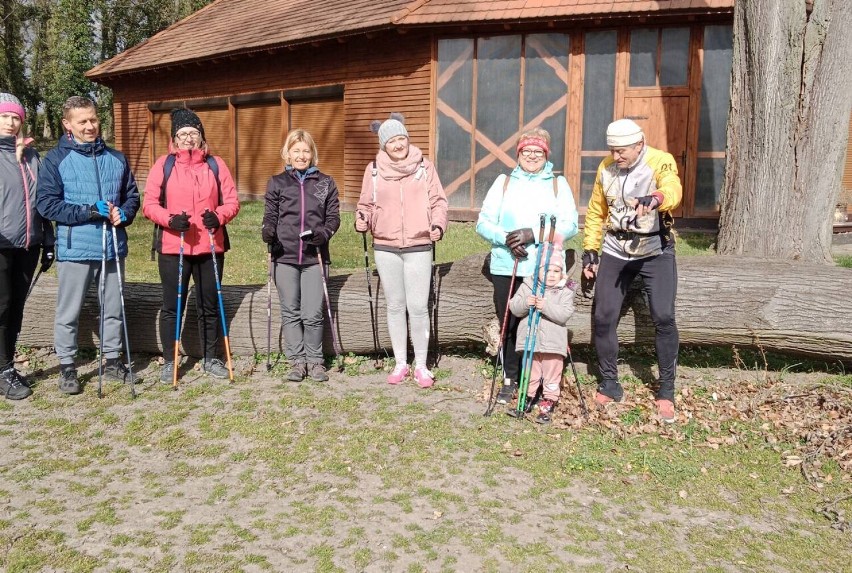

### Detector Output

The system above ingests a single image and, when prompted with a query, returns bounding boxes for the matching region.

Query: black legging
[593,246,679,401]
[491,273,523,382]
[0,248,39,369]
[158,252,224,360]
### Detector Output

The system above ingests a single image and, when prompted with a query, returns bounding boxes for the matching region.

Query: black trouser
[158,252,224,360]
[0,248,39,369]
[492,274,523,383]
[593,247,679,401]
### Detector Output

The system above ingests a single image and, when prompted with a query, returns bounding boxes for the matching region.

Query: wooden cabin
[87,0,852,224]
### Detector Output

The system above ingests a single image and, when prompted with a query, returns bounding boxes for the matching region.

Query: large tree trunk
[718,0,852,260]
[19,253,852,365]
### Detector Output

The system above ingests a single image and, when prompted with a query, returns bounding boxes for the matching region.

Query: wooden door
[288,98,345,200]
[622,95,689,216]
[236,102,284,198]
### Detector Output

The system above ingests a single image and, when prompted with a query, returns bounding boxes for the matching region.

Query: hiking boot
[287,361,306,382]
[496,379,518,404]
[58,365,81,395]
[506,395,534,418]
[0,367,32,400]
[413,367,434,388]
[386,364,409,385]
[535,399,557,424]
[655,399,676,423]
[204,358,230,379]
[104,358,139,384]
[160,361,175,384]
[308,362,328,382]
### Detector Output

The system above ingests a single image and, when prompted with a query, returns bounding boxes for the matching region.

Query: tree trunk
[718,0,852,260]
[19,254,852,365]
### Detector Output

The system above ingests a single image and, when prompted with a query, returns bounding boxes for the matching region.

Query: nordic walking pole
[517,213,554,417]
[567,342,588,418]
[205,218,234,382]
[430,240,440,368]
[361,228,382,368]
[484,256,519,417]
[97,221,107,399]
[110,218,136,398]
[266,243,273,372]
[173,221,186,389]
[25,268,43,302]
[316,250,343,368]
[518,216,557,414]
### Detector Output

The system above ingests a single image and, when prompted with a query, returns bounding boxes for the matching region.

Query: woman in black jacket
[261,129,340,382]
[0,92,54,399]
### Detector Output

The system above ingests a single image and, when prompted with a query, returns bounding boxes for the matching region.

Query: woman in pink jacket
[143,109,240,383]
[355,113,448,388]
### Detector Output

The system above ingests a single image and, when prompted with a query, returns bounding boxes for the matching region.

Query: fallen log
[18,253,852,364]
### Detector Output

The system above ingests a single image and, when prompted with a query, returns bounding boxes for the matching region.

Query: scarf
[375,144,424,181]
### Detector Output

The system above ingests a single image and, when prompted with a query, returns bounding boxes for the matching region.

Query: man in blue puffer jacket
[36,96,140,395]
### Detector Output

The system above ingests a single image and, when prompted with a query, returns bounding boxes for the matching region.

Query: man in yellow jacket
[582,119,682,423]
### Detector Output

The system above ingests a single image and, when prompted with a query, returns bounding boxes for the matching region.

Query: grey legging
[374,249,432,369]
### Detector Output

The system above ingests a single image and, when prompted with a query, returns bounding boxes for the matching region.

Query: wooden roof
[87,0,735,80]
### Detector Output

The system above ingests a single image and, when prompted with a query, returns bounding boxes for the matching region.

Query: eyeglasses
[175,131,201,141]
[519,148,545,158]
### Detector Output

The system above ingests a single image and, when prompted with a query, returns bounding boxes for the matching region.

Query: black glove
[306,228,327,246]
[87,204,106,221]
[506,228,534,249]
[261,225,276,244]
[635,195,660,209]
[510,244,528,259]
[202,210,220,230]
[40,245,55,273]
[581,250,599,269]
[168,213,190,232]
[271,241,285,259]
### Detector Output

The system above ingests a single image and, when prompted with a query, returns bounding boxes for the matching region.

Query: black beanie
[170,108,205,140]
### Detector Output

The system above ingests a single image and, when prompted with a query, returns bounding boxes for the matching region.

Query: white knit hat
[606,119,644,147]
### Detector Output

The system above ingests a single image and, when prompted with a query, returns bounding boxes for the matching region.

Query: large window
[695,25,733,212]
[579,30,617,206]
[436,34,570,210]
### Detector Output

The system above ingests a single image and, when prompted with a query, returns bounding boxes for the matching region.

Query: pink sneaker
[386,365,409,385]
[413,367,434,388]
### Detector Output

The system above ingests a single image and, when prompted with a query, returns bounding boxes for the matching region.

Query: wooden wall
[109,31,432,203]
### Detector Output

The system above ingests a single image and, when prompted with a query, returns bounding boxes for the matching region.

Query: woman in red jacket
[143,109,240,383]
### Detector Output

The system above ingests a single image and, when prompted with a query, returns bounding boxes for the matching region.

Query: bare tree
[717,0,852,261]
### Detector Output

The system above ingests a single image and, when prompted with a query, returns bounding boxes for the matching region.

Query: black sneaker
[535,399,557,424]
[0,367,32,400]
[308,362,328,382]
[287,362,306,382]
[58,365,81,395]
[203,358,230,379]
[103,358,139,384]
[496,380,518,405]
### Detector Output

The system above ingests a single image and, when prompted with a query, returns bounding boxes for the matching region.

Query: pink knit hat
[0,93,25,122]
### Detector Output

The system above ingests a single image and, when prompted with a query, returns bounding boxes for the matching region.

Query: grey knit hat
[371,112,409,149]
[0,93,25,121]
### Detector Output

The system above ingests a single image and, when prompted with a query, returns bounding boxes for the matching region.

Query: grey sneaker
[496,380,518,405]
[203,358,230,379]
[287,361,306,382]
[308,362,328,382]
[0,367,32,400]
[58,365,81,395]
[160,361,175,384]
[103,358,139,384]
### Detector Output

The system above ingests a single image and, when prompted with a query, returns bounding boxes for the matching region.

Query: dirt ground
[0,348,849,573]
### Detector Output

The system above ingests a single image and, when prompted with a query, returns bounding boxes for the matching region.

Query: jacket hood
[510,160,555,182]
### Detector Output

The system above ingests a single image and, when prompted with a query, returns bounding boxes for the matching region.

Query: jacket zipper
[19,162,31,250]
[298,179,305,265]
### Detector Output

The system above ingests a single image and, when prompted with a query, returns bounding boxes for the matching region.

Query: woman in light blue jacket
[476,127,578,405]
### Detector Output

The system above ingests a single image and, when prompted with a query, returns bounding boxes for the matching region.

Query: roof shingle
[88,0,735,79]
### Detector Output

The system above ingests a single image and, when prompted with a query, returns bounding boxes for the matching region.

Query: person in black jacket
[0,92,54,399]
[261,129,340,382]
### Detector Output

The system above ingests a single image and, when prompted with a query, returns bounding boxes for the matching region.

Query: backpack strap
[371,160,377,203]
[552,176,558,197]
[151,154,225,260]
